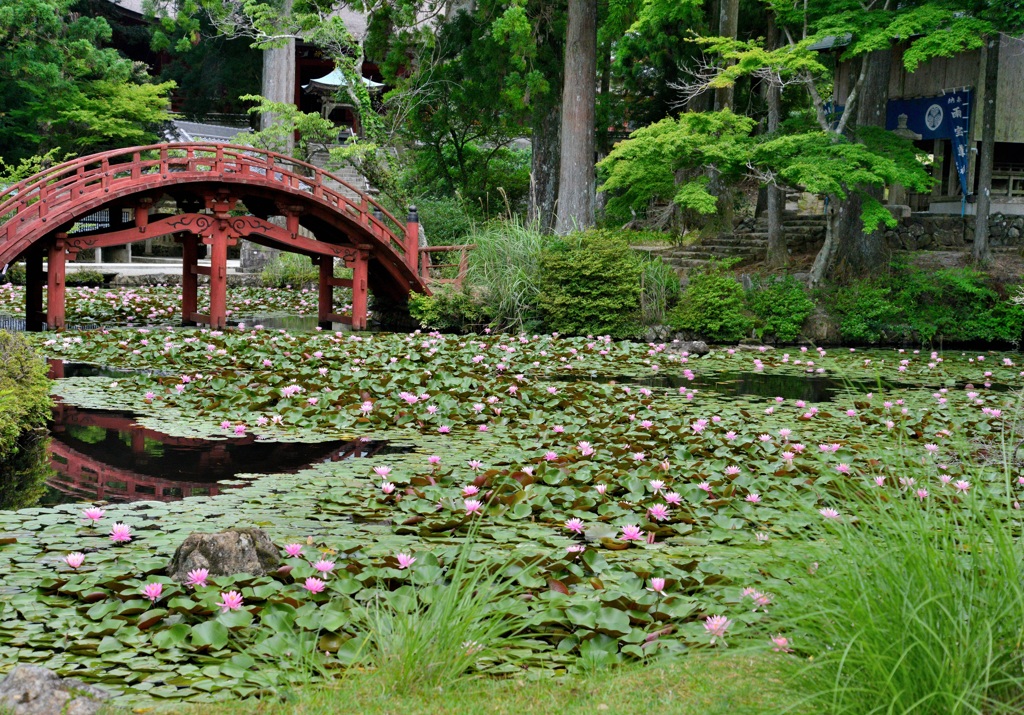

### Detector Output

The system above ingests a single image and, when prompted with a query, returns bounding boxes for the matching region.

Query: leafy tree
[0,0,174,162]
[597,109,756,228]
[661,0,999,282]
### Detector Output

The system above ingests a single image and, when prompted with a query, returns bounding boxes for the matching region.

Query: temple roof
[303,69,386,93]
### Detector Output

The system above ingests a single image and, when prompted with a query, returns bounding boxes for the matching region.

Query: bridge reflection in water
[47,402,398,504]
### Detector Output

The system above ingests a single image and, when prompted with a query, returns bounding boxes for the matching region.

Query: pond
[0,327,1020,706]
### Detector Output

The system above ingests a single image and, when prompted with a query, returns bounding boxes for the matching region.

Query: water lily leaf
[190,621,229,650]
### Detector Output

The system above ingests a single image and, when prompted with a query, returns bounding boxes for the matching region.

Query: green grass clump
[780,485,1024,714]
[463,218,548,331]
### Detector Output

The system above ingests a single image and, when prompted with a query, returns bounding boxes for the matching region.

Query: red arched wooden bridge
[0,143,470,330]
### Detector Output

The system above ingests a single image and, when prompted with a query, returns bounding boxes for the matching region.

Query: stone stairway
[645,212,827,273]
[308,149,371,202]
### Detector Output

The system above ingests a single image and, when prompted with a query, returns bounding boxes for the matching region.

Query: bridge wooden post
[405,205,419,274]
[46,235,67,330]
[181,235,199,326]
[24,245,44,332]
[205,194,237,330]
[318,256,334,330]
[207,223,229,329]
[352,246,370,330]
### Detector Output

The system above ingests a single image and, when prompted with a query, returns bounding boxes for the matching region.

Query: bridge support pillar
[46,236,67,330]
[405,206,419,275]
[351,247,369,331]
[206,223,230,330]
[24,246,44,332]
[318,257,334,330]
[181,235,199,326]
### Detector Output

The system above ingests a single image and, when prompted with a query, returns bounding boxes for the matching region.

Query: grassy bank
[184,653,798,715]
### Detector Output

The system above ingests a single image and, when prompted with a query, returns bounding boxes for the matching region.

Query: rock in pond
[0,665,112,715]
[167,527,280,582]
[667,339,709,356]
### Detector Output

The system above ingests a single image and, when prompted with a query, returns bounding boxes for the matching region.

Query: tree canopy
[0,0,174,163]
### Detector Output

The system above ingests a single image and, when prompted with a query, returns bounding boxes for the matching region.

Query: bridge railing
[0,143,411,260]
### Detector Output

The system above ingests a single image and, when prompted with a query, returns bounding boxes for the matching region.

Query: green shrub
[3,262,25,285]
[746,275,814,342]
[260,252,320,288]
[417,197,480,246]
[821,279,902,344]
[3,265,104,287]
[408,286,489,333]
[822,261,1024,345]
[536,230,643,339]
[0,331,53,510]
[66,269,105,286]
[667,260,752,342]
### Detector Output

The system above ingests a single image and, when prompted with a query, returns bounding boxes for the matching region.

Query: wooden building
[831,34,1024,216]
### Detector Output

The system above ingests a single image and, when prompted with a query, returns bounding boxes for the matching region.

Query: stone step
[671,243,761,255]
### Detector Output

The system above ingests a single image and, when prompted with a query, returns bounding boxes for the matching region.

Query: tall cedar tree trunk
[554,0,597,235]
[713,0,739,111]
[764,13,786,268]
[260,0,295,150]
[831,48,893,279]
[973,33,1000,265]
[529,104,561,232]
[705,0,739,235]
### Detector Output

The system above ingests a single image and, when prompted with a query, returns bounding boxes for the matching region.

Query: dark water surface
[41,403,408,506]
[557,370,894,402]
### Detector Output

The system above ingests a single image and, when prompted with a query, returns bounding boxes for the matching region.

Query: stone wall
[884,213,1024,251]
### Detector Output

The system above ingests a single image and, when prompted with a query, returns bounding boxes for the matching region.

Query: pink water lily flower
[373,466,392,478]
[185,568,209,587]
[312,559,335,574]
[620,525,645,542]
[64,553,85,569]
[284,543,303,557]
[464,498,483,515]
[819,507,841,520]
[648,577,666,594]
[303,577,326,594]
[218,591,244,612]
[109,523,132,543]
[704,615,732,644]
[141,582,163,602]
[81,508,105,523]
[396,553,417,569]
[647,504,670,521]
[565,518,585,534]
[771,635,793,653]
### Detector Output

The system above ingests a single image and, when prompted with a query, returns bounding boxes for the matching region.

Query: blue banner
[886,90,972,196]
